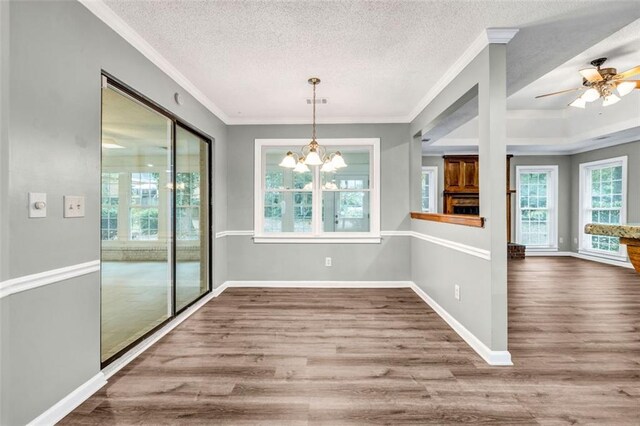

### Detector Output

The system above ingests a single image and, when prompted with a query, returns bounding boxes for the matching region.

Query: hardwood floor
[62,257,640,425]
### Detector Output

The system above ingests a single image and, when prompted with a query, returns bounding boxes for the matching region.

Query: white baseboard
[223,280,413,288]
[409,282,513,366]
[525,250,633,269]
[27,372,107,426]
[572,251,633,269]
[524,251,572,257]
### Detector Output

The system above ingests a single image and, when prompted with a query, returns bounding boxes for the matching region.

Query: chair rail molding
[0,260,100,299]
[410,231,491,260]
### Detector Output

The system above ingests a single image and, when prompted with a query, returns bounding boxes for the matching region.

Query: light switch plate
[28,192,47,218]
[64,195,85,218]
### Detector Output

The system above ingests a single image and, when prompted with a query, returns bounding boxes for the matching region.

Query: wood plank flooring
[62,257,640,424]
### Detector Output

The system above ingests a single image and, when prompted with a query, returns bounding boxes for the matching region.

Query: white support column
[478,42,509,351]
[0,0,9,281]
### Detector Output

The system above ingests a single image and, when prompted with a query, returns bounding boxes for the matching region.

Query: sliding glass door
[101,77,211,365]
[175,125,210,311]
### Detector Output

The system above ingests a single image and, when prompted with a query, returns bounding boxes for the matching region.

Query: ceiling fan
[536,57,640,108]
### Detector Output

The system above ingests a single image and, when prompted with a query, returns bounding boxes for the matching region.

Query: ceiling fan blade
[615,65,640,80]
[535,87,582,99]
[615,80,640,88]
[579,68,604,82]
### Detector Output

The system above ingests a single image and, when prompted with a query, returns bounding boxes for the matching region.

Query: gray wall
[411,45,509,352]
[1,1,228,424]
[0,2,9,415]
[226,123,412,281]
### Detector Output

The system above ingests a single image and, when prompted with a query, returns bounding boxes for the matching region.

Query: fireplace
[447,193,480,216]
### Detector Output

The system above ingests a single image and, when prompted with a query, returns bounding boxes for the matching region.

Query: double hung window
[255,139,380,243]
[579,157,627,259]
[421,167,437,213]
[516,166,558,249]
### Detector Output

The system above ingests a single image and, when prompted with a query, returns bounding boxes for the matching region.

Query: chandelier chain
[312,80,317,141]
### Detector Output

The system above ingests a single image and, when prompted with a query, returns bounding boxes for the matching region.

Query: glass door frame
[100,72,213,368]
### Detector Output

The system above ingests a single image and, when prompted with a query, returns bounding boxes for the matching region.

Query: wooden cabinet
[443,155,479,215]
[444,156,479,193]
[441,154,516,243]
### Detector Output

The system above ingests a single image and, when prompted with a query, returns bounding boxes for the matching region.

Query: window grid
[256,140,379,240]
[422,172,430,212]
[130,172,159,240]
[519,172,550,247]
[176,172,201,240]
[101,172,119,240]
[586,165,623,253]
[421,168,437,213]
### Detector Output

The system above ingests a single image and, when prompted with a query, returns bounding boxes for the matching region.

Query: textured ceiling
[101,0,640,123]
[509,18,640,110]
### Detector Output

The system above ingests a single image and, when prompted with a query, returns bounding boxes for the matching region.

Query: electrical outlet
[574,237,578,245]
[325,257,332,267]
[559,237,564,244]
[454,284,460,301]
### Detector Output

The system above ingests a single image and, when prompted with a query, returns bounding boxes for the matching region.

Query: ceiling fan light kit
[535,57,640,109]
[279,78,347,173]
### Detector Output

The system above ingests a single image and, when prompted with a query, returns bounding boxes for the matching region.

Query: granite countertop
[584,223,640,239]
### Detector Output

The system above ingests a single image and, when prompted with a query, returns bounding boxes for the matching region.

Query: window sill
[253,236,381,244]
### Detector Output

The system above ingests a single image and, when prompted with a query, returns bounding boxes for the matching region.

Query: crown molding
[225,115,409,125]
[80,1,519,126]
[78,0,231,124]
[407,28,519,123]
[486,28,520,44]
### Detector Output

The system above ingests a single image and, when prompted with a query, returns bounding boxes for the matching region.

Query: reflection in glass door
[176,125,209,311]
[101,77,211,365]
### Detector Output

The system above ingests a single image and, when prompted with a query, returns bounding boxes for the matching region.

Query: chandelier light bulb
[602,94,621,107]
[617,81,636,97]
[304,148,323,166]
[331,152,347,168]
[569,97,586,109]
[581,88,600,103]
[293,158,310,173]
[279,151,297,168]
[321,158,336,173]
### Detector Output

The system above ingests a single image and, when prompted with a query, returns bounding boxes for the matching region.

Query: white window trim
[578,156,627,260]
[421,166,438,213]
[254,138,381,243]
[515,165,558,250]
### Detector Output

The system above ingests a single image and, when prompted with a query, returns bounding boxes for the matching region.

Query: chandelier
[279,78,347,173]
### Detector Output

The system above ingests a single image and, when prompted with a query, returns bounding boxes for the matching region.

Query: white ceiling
[97,0,640,124]
[508,18,640,110]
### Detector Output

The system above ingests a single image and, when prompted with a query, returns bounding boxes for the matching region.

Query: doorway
[100,75,211,366]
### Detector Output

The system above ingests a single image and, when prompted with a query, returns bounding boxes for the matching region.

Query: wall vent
[306,98,328,104]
